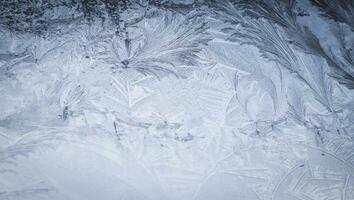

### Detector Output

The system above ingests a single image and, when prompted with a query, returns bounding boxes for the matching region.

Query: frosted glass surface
[0,0,354,199]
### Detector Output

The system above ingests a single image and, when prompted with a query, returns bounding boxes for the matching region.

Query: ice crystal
[1,0,354,200]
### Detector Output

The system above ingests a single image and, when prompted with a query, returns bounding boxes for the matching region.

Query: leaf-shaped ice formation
[310,0,354,31]
[224,0,354,89]
[91,10,211,78]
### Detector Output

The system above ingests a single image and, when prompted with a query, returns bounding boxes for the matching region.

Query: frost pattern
[1,0,354,200]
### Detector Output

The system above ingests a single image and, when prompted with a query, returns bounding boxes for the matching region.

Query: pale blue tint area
[0,0,354,199]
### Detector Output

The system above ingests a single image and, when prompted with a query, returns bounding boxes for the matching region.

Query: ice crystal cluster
[0,0,354,199]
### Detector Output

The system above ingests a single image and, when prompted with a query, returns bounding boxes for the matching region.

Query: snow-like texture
[0,0,354,199]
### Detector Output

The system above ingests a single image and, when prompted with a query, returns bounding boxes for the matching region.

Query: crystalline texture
[0,0,354,200]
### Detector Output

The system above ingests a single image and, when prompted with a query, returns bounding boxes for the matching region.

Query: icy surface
[0,0,354,199]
